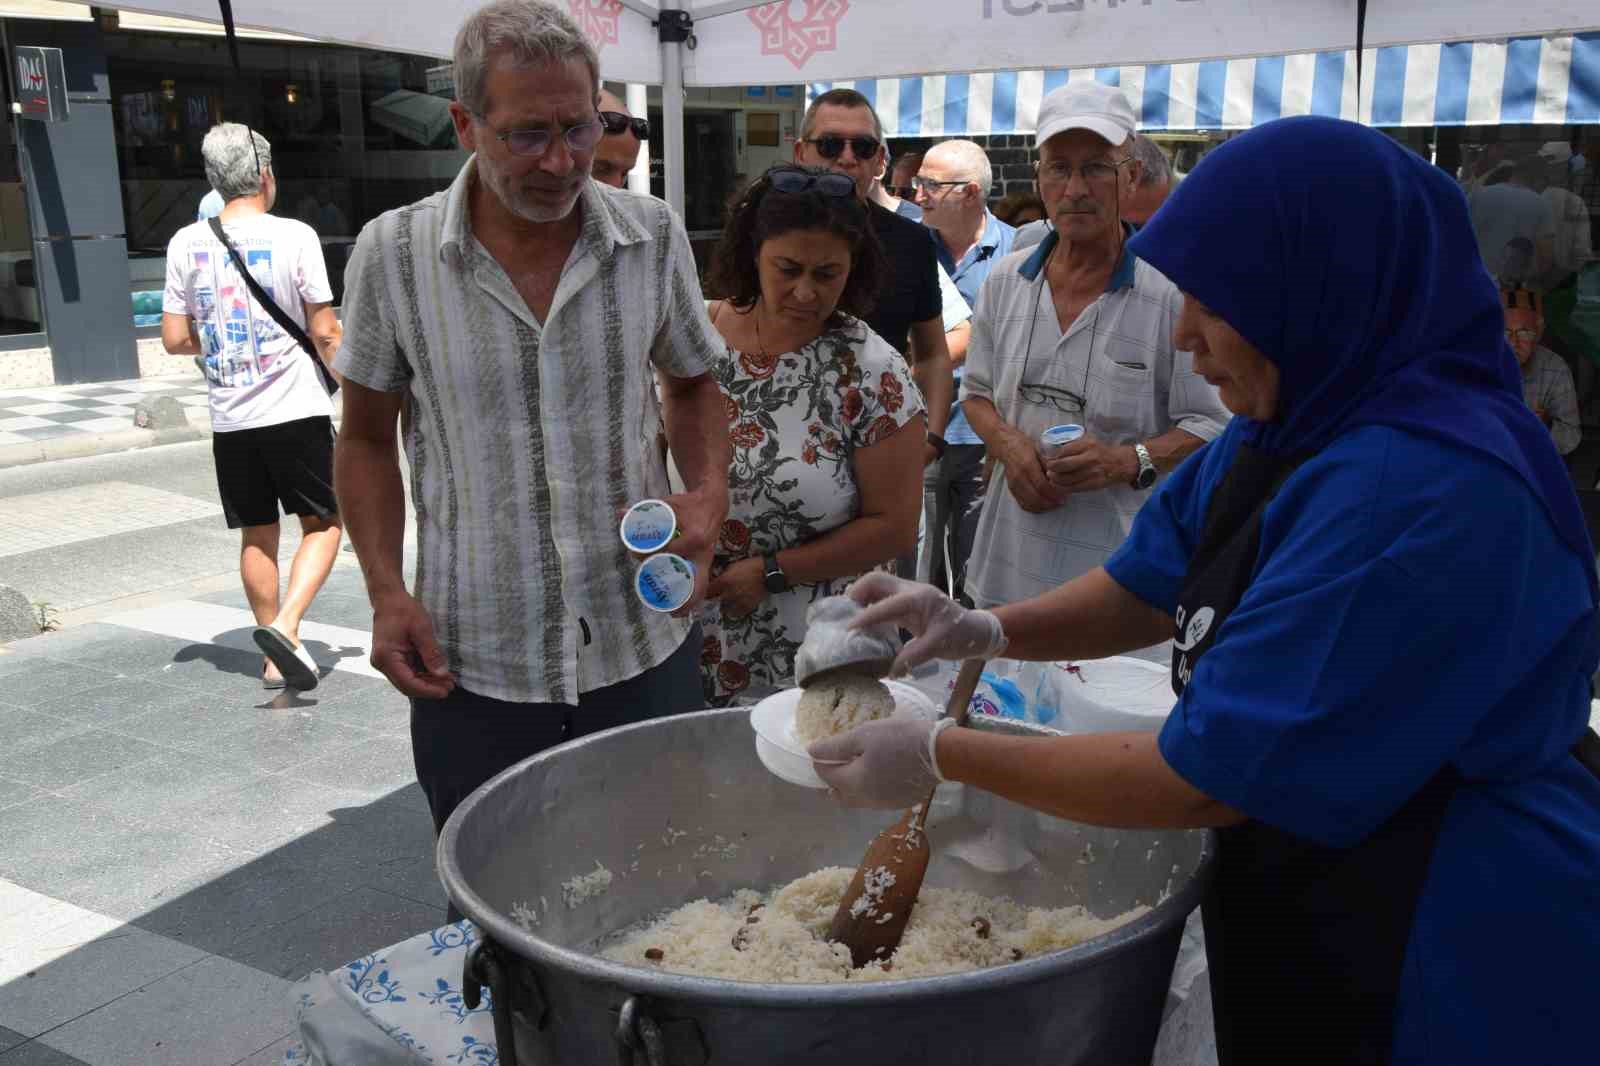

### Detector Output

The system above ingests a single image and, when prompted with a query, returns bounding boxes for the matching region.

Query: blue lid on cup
[635,553,696,613]
[620,499,678,554]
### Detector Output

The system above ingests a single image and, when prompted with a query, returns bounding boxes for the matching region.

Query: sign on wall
[13,46,69,123]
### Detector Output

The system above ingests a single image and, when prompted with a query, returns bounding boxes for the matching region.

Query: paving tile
[36,630,194,680]
[153,775,387,853]
[0,881,93,946]
[32,677,206,727]
[267,790,436,874]
[224,886,445,980]
[365,852,449,911]
[147,646,271,697]
[304,682,409,734]
[0,797,242,917]
[100,694,260,749]
[0,663,125,708]
[125,855,362,958]
[0,777,44,812]
[53,750,263,817]
[0,708,89,760]
[0,729,171,789]
[180,714,374,774]
[284,734,417,795]
[232,1035,301,1066]
[0,914,204,1037]
[0,1028,23,1054]
[42,955,293,1066]
[0,1040,95,1065]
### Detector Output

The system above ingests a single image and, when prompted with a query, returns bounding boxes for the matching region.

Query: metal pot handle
[616,996,669,1066]
[463,940,522,1066]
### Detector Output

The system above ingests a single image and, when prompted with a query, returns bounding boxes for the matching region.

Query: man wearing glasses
[795,89,955,475]
[961,84,1228,647]
[592,87,647,190]
[1504,288,1580,455]
[333,0,729,896]
[914,139,1017,605]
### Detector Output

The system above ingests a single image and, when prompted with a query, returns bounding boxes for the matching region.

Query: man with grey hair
[913,138,1016,603]
[161,122,345,691]
[960,84,1228,655]
[1015,132,1173,251]
[335,0,730,882]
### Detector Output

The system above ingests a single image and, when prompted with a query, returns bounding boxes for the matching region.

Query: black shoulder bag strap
[207,215,339,395]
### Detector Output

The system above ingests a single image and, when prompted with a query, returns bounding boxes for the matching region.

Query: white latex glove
[847,572,1007,677]
[809,717,958,809]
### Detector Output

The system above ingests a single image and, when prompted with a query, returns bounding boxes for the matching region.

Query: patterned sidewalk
[0,379,210,448]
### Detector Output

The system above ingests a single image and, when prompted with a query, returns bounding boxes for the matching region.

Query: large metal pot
[439,709,1214,1066]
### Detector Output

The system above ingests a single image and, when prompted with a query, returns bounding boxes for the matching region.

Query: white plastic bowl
[749,681,939,789]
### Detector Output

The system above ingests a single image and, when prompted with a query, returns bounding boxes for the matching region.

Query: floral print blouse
[698,313,925,706]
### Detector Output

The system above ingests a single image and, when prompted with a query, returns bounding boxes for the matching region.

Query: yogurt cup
[1038,423,1085,458]
[620,498,678,555]
[635,552,696,613]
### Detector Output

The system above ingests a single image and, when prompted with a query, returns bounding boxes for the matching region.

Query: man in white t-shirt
[162,123,345,691]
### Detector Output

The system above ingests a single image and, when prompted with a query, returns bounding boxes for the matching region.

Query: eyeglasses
[800,134,881,161]
[479,113,603,158]
[885,184,916,198]
[1034,158,1131,186]
[1506,328,1539,343]
[599,110,650,141]
[912,176,970,193]
[767,166,856,198]
[1018,246,1096,414]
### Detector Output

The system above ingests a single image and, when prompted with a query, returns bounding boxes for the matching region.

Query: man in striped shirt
[333,0,729,888]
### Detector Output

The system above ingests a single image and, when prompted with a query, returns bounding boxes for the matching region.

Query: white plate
[748,681,939,789]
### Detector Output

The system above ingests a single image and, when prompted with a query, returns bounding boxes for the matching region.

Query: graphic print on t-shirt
[191,242,285,387]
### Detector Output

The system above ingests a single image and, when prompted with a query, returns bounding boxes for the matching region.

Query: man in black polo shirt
[795,89,954,472]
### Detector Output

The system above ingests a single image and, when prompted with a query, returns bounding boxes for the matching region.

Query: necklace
[753,301,772,358]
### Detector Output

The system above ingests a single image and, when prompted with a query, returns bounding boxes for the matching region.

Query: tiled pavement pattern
[0,381,210,448]
[0,567,442,1065]
[0,484,221,560]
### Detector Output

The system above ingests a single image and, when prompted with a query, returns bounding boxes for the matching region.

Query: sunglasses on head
[801,134,881,161]
[767,167,856,198]
[598,110,650,141]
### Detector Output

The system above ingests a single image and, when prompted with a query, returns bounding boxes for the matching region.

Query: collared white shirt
[960,230,1230,608]
[335,159,720,704]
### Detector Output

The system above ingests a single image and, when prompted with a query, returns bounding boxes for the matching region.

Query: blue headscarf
[1128,116,1592,562]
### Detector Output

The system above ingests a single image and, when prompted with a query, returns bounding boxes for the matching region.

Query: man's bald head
[594,87,642,189]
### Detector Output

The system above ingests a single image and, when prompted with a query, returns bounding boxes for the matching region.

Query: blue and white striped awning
[811,34,1600,136]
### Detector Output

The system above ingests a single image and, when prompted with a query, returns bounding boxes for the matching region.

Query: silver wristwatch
[1131,442,1157,489]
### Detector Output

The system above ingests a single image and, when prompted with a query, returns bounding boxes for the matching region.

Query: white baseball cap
[1537,140,1573,165]
[1035,82,1137,150]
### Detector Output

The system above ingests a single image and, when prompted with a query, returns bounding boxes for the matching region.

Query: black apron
[1172,444,1463,1066]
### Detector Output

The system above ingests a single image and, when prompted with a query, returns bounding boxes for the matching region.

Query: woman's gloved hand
[809,717,958,809]
[847,572,1007,676]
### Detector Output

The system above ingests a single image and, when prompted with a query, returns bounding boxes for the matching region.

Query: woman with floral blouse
[698,165,927,706]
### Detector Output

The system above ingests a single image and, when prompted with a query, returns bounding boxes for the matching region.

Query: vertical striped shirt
[335,160,720,704]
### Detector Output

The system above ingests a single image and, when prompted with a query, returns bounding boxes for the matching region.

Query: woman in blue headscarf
[810,117,1600,1063]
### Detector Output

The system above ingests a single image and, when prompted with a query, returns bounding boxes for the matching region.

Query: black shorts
[212,415,338,529]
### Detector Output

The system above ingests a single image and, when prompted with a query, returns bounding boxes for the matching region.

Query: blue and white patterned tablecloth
[283,920,499,1065]
[283,917,1219,1065]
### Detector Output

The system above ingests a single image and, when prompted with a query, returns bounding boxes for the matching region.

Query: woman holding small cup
[697,165,926,705]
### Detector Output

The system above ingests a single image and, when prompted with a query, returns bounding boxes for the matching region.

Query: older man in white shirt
[961,84,1229,646]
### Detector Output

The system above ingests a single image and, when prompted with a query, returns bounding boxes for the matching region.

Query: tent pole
[659,2,687,217]
[625,82,650,194]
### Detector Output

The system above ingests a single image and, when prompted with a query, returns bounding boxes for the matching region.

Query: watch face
[764,572,787,594]
[1136,466,1157,489]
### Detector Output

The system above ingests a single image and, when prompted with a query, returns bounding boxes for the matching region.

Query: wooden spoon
[828,658,987,969]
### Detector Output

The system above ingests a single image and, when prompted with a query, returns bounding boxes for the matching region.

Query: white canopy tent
[114,1,1600,212]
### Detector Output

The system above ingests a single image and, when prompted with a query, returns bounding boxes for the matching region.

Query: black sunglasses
[598,110,650,141]
[800,134,881,161]
[885,184,916,198]
[767,166,856,198]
